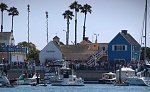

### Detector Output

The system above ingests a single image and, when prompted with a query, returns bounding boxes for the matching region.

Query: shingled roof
[60,45,97,60]
[0,32,12,40]
[120,30,140,46]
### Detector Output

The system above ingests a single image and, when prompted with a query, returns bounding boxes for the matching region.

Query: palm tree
[69,1,82,45]
[0,3,8,32]
[7,7,19,32]
[62,10,74,45]
[80,4,92,40]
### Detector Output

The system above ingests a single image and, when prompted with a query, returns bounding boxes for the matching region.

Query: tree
[62,10,74,45]
[17,41,40,61]
[0,3,8,32]
[80,4,92,40]
[140,47,150,61]
[7,7,19,32]
[69,1,82,45]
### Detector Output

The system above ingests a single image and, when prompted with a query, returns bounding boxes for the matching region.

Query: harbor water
[1,84,150,92]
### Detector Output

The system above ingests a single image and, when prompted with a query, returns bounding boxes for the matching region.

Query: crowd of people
[1,59,148,72]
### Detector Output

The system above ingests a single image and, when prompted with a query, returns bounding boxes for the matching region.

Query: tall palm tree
[80,4,92,40]
[0,3,8,32]
[62,10,74,45]
[7,7,19,32]
[69,1,81,45]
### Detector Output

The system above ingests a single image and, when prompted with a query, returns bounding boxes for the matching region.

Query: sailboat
[125,0,150,86]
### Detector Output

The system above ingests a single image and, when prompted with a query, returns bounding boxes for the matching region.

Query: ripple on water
[0,84,150,92]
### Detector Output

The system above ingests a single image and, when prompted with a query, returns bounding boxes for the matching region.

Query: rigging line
[140,9,146,46]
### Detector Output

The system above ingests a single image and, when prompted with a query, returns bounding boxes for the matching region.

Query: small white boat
[17,73,39,85]
[51,67,84,86]
[0,75,11,86]
[0,64,14,87]
[98,72,116,84]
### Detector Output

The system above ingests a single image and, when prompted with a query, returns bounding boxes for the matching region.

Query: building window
[98,46,106,51]
[112,45,127,51]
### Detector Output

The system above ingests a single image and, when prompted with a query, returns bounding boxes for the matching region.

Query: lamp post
[63,30,67,45]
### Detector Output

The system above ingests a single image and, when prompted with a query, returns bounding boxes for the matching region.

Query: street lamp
[63,30,67,45]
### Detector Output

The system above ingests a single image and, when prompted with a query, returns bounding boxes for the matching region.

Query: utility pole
[45,11,49,44]
[27,4,30,60]
[94,33,99,43]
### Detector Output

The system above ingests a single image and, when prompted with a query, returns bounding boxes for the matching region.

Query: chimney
[83,37,88,42]
[121,30,127,35]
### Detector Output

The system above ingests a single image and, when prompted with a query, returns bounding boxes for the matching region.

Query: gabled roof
[53,36,59,39]
[0,32,12,40]
[53,42,97,60]
[120,32,140,46]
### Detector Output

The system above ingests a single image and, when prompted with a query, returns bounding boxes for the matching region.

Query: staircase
[87,51,105,65]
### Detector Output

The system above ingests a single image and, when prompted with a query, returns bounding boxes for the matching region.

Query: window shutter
[125,45,127,51]
[112,45,114,51]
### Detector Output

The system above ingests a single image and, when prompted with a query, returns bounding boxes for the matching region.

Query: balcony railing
[0,45,27,53]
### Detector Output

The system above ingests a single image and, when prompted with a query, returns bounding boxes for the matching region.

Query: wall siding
[108,33,131,63]
[39,41,62,64]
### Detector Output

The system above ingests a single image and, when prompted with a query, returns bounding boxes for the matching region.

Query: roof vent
[121,30,127,35]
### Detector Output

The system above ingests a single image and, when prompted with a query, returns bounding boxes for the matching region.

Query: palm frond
[0,3,8,11]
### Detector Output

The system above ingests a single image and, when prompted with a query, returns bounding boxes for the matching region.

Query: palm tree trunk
[67,15,69,45]
[83,12,87,40]
[75,10,77,45]
[1,11,3,32]
[11,16,14,32]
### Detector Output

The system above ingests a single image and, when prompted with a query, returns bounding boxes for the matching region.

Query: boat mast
[144,0,147,64]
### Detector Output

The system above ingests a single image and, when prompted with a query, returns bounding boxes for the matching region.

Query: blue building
[108,30,141,64]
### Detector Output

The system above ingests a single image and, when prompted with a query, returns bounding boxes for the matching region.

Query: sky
[1,0,150,50]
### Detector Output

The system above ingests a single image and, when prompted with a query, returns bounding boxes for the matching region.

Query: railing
[87,51,105,65]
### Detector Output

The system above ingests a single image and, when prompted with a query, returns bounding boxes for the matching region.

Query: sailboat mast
[144,0,147,63]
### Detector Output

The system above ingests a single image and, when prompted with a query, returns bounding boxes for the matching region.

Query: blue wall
[108,33,131,63]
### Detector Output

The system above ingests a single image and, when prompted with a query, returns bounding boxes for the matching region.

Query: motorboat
[0,75,11,86]
[50,65,84,86]
[114,66,134,86]
[98,72,116,84]
[116,67,135,83]
[0,64,13,87]
[51,67,84,86]
[17,72,39,85]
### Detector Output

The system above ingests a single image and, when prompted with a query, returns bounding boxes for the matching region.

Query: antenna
[46,11,49,44]
[94,33,99,43]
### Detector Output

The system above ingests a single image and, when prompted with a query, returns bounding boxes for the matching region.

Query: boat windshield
[59,69,72,75]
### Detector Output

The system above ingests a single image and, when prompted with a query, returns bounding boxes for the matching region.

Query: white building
[39,36,108,64]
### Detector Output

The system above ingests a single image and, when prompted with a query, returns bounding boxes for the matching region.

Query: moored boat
[98,72,116,84]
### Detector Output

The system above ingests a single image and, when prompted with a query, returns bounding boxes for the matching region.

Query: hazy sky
[1,0,150,50]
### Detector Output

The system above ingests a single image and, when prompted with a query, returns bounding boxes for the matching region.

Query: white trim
[131,45,132,61]
[112,44,127,51]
